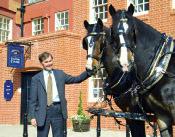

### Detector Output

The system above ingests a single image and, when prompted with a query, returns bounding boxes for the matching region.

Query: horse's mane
[133,17,161,49]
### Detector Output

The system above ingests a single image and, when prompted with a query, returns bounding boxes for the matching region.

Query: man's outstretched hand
[86,69,94,76]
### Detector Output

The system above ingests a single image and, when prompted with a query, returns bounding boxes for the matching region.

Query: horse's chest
[161,86,175,120]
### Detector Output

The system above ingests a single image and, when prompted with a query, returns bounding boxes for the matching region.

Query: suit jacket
[28,69,89,127]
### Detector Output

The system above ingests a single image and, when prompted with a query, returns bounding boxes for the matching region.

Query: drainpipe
[19,1,28,137]
[20,0,25,37]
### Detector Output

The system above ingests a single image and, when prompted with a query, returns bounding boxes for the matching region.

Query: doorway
[20,71,40,124]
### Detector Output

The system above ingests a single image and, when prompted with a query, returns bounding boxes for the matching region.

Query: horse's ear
[127,4,134,15]
[84,20,89,30]
[109,4,116,17]
[97,18,103,29]
[82,38,88,50]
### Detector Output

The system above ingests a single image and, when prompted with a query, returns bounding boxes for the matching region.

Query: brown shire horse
[83,18,150,137]
[109,4,175,137]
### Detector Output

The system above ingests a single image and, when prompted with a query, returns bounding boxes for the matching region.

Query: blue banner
[4,80,13,101]
[7,43,24,68]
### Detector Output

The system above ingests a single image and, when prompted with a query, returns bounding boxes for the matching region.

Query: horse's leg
[126,119,146,137]
[157,116,172,137]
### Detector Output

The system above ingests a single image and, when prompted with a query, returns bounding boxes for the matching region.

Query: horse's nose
[122,64,129,72]
[86,58,93,70]
[86,63,93,70]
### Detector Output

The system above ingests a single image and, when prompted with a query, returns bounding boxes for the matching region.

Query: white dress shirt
[43,70,60,102]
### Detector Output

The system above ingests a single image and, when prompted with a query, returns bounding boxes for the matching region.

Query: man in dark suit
[29,52,91,137]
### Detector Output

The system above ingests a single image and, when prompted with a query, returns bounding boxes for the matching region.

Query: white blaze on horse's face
[86,36,94,70]
[118,18,129,72]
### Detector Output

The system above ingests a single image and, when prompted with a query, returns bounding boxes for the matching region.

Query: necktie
[47,71,53,106]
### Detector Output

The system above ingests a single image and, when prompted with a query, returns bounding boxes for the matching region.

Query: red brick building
[0,0,175,136]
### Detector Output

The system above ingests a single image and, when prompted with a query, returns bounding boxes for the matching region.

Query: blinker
[89,38,94,47]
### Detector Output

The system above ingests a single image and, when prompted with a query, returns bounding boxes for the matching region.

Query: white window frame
[128,0,149,16]
[0,15,12,43]
[28,0,42,4]
[89,0,108,24]
[55,11,69,31]
[172,0,175,9]
[88,68,107,102]
[32,17,44,36]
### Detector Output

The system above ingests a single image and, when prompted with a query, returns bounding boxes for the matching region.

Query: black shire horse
[83,18,149,137]
[109,4,175,137]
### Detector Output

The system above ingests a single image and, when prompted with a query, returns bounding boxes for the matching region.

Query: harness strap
[105,96,126,127]
[144,34,168,81]
[140,35,174,94]
[87,54,100,61]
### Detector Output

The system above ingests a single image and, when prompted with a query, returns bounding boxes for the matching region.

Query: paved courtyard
[0,124,126,137]
[0,124,159,137]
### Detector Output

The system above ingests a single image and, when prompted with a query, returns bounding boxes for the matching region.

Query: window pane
[7,24,9,29]
[94,0,97,5]
[37,25,40,30]
[95,7,98,13]
[57,14,60,19]
[95,14,98,21]
[4,19,7,24]
[93,89,98,98]
[65,19,68,24]
[65,12,68,18]
[105,12,108,18]
[138,0,143,4]
[3,24,6,29]
[41,24,44,29]
[103,0,107,3]
[138,5,143,12]
[93,79,97,87]
[2,36,5,41]
[61,13,64,18]
[130,0,136,5]
[98,0,102,5]
[99,79,103,87]
[105,5,107,11]
[99,6,103,12]
[100,13,103,19]
[99,89,103,97]
[144,3,149,11]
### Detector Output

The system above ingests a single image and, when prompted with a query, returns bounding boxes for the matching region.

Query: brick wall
[23,0,73,37]
[0,45,21,124]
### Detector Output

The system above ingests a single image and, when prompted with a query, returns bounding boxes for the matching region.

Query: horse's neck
[135,18,161,48]
[134,18,162,79]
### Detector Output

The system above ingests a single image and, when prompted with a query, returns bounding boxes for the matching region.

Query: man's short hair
[38,52,53,63]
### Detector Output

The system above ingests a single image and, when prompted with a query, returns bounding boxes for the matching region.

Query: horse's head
[83,18,106,74]
[109,4,136,72]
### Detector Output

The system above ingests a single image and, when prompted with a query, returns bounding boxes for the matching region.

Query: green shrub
[71,91,90,123]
